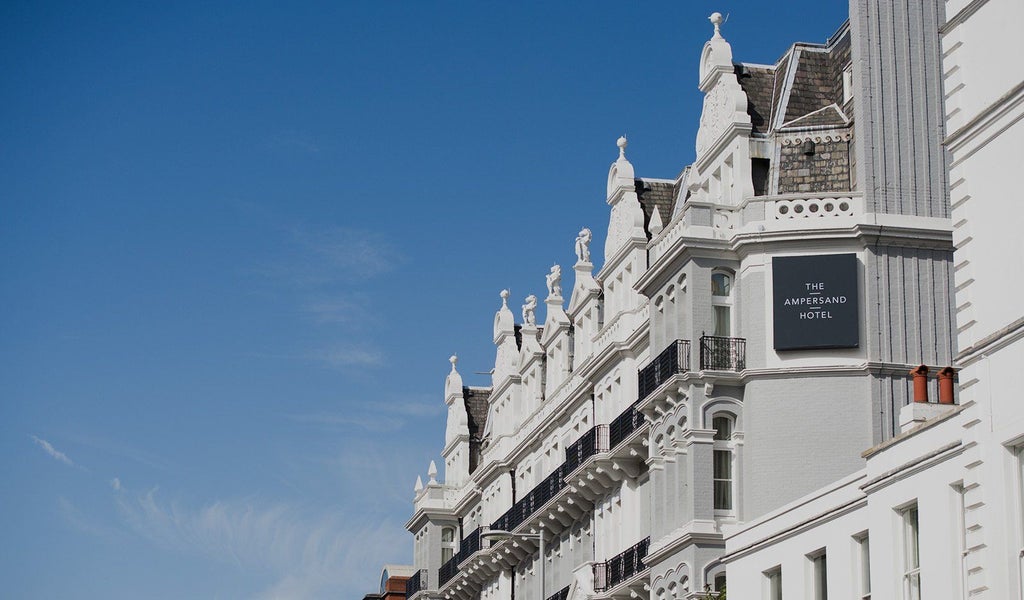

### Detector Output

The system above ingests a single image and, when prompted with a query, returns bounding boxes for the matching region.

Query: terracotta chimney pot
[938,366,956,405]
[910,364,930,403]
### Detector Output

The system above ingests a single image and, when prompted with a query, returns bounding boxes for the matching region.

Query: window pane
[442,527,454,543]
[714,450,732,478]
[713,306,731,336]
[713,416,733,440]
[714,573,726,592]
[712,273,731,296]
[714,480,732,510]
[860,535,871,597]
[905,507,920,569]
[768,570,783,600]
[813,554,828,600]
[442,547,453,563]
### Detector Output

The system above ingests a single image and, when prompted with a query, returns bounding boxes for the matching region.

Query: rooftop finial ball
[710,12,723,25]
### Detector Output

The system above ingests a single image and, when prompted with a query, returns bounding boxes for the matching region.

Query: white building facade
[397,0,1024,598]
[721,1,1024,599]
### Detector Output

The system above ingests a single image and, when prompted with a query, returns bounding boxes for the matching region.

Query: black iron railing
[491,464,567,533]
[593,537,651,592]
[405,569,427,597]
[638,339,691,400]
[564,425,609,473]
[609,401,645,448]
[699,335,746,371]
[439,554,458,586]
[455,527,481,563]
[546,585,570,600]
[491,424,613,534]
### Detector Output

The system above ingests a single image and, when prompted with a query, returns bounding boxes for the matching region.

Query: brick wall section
[777,139,851,193]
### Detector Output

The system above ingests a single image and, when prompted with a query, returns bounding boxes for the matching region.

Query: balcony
[565,424,610,473]
[405,569,427,598]
[546,585,570,600]
[491,463,568,533]
[609,402,644,449]
[638,340,691,400]
[436,423,648,600]
[699,335,746,371]
[593,537,651,592]
[438,527,483,586]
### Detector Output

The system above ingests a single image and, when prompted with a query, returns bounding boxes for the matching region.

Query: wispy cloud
[117,488,408,599]
[311,345,384,368]
[63,433,172,471]
[31,435,74,466]
[300,295,374,326]
[58,496,122,541]
[259,227,399,288]
[111,477,122,491]
[287,393,442,433]
[287,412,403,434]
[262,129,321,155]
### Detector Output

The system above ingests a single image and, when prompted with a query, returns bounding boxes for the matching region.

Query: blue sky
[1,2,849,598]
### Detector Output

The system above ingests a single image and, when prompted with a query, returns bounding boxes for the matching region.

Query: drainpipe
[910,364,930,403]
[938,367,956,405]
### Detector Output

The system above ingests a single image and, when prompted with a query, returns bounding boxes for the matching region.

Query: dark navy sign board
[772,253,859,350]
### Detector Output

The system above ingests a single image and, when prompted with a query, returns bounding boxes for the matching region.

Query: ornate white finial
[649,206,664,235]
[617,135,628,159]
[427,460,438,484]
[449,354,458,371]
[414,475,423,492]
[500,289,510,307]
[709,12,724,38]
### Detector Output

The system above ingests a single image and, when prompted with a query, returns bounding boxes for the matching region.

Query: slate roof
[739,23,853,136]
[735,65,775,134]
[464,386,491,473]
[769,52,791,129]
[635,179,678,238]
[781,104,848,129]
[784,48,835,122]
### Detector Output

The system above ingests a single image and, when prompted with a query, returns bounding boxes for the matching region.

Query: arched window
[711,271,733,337]
[441,526,457,563]
[712,414,736,513]
[713,572,727,596]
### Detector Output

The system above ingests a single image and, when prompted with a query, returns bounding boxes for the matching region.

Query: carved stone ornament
[546,264,562,298]
[696,84,732,155]
[780,131,853,145]
[522,294,537,326]
[574,228,592,264]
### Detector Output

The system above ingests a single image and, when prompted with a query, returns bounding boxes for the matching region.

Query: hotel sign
[772,253,859,350]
